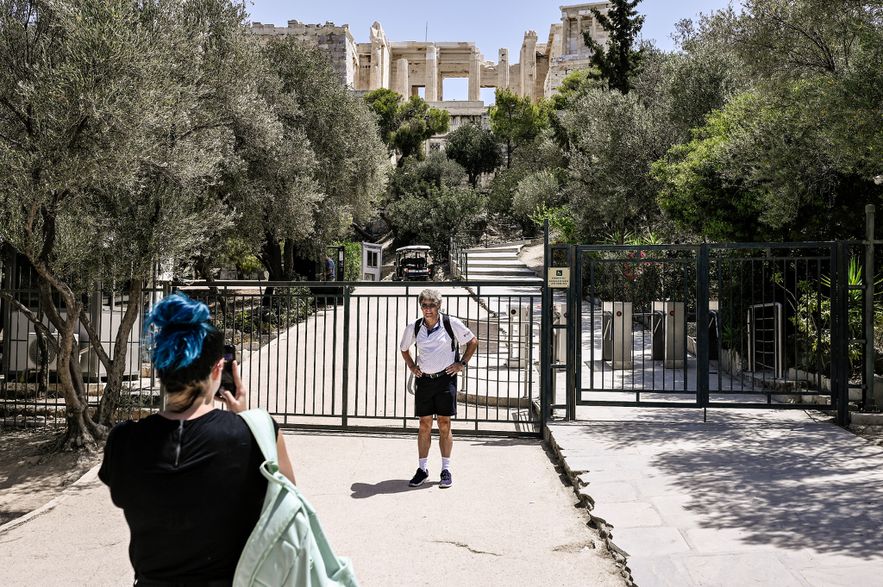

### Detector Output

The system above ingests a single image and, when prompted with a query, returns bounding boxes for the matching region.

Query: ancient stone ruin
[250,2,611,131]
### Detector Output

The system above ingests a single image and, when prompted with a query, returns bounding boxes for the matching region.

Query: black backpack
[414,314,460,362]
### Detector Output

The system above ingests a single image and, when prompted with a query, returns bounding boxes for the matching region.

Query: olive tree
[0,0,256,447]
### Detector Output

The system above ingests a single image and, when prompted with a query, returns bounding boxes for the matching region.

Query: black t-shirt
[99,410,278,584]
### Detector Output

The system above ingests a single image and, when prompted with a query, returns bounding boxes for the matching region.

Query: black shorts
[414,374,457,417]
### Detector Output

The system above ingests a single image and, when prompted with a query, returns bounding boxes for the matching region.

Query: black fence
[0,253,162,427]
[0,268,543,434]
[546,238,878,425]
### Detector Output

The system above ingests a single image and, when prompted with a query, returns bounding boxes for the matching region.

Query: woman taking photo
[99,293,295,586]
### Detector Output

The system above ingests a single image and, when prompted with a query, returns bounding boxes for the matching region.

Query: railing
[182,281,542,433]
[1,275,543,434]
[0,254,163,427]
[547,238,873,424]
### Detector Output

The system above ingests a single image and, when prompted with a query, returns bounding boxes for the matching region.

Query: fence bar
[865,205,876,410]
[540,220,551,424]
[567,245,578,420]
[834,242,851,425]
[697,244,709,408]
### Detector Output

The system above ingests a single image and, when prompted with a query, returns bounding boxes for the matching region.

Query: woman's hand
[409,364,423,378]
[218,360,247,413]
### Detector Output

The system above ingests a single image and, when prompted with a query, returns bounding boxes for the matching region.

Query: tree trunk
[35,307,49,396]
[283,239,295,281]
[34,275,105,450]
[260,231,284,281]
[95,280,145,426]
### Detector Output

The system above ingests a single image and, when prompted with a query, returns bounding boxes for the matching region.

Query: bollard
[602,301,633,369]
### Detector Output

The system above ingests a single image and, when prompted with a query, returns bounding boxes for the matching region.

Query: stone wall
[250,20,359,87]
[250,2,613,103]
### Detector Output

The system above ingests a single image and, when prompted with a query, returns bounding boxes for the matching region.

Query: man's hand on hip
[444,362,465,375]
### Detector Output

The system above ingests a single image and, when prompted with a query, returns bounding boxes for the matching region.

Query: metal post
[834,242,851,426]
[865,204,876,410]
[574,247,583,402]
[696,244,710,408]
[341,286,351,427]
[566,245,577,421]
[540,220,551,425]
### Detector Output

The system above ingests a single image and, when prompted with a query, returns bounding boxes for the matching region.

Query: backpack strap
[442,314,457,353]
[239,409,278,465]
[414,317,423,339]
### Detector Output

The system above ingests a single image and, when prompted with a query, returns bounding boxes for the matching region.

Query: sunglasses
[420,303,438,309]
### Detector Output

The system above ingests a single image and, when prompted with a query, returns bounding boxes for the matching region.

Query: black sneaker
[409,468,429,487]
[439,469,453,489]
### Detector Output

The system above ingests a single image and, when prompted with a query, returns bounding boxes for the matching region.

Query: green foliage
[653,77,881,242]
[386,186,486,260]
[776,258,879,373]
[365,90,450,162]
[513,170,560,221]
[331,241,362,281]
[221,238,264,277]
[653,0,883,243]
[489,88,549,167]
[363,88,402,146]
[561,88,674,242]
[651,93,766,241]
[583,0,646,94]
[231,288,314,335]
[548,69,604,148]
[386,152,466,202]
[443,124,501,187]
[262,38,388,251]
[0,0,262,437]
[529,205,576,244]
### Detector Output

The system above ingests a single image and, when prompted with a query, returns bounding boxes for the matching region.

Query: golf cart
[392,245,433,281]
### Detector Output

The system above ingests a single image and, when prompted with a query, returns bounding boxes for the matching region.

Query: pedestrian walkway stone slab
[546,407,883,586]
[614,527,691,556]
[683,553,805,586]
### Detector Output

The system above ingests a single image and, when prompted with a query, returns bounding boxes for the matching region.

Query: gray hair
[418,288,442,307]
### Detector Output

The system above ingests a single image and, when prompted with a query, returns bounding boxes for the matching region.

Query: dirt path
[0,427,101,528]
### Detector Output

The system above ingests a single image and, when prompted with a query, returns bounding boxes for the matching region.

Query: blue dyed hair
[144,294,224,396]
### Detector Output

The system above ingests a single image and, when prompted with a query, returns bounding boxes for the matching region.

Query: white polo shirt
[400,314,475,374]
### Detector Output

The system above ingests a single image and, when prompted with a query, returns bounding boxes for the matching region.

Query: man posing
[400,289,478,489]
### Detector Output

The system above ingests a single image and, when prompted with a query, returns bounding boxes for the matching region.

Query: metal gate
[186,281,543,435]
[543,235,875,426]
[0,268,544,435]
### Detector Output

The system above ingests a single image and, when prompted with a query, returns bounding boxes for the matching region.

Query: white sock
[441,457,451,472]
[419,458,428,472]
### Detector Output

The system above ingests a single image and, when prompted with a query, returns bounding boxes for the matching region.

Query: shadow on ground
[558,412,883,559]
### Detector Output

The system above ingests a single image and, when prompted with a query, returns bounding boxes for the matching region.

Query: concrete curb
[850,411,883,426]
[543,425,636,587]
[0,462,102,536]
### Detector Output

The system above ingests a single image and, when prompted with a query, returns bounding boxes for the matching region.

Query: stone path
[0,431,626,587]
[547,406,883,586]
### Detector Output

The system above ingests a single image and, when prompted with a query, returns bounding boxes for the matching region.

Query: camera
[217,344,237,397]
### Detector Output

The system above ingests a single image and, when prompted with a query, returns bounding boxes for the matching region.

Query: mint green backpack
[234,409,359,587]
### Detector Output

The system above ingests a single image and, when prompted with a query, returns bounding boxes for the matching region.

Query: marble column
[468,50,481,101]
[370,43,383,90]
[520,32,537,101]
[425,45,438,102]
[562,17,571,55]
[396,57,409,97]
[498,48,509,90]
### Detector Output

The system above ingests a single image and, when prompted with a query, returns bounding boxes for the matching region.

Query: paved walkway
[0,430,625,587]
[546,406,883,586]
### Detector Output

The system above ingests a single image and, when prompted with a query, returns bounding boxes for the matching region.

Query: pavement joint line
[544,425,636,586]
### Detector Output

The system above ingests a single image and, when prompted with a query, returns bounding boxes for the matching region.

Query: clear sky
[244,1,736,101]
